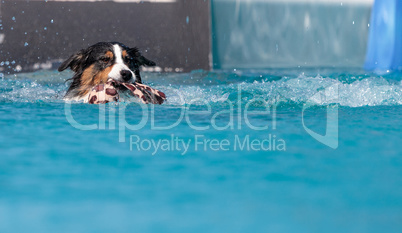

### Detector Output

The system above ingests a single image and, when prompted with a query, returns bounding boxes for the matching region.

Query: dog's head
[59,42,155,97]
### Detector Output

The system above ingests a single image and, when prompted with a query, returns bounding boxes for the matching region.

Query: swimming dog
[58,42,156,101]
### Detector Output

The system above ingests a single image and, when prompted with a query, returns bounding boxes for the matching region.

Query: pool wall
[2,0,399,73]
[0,0,211,74]
[211,0,373,69]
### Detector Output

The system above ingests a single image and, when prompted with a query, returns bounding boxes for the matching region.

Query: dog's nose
[120,70,132,81]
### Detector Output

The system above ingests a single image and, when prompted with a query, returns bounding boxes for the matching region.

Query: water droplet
[352,21,355,25]
[15,65,22,72]
[24,42,29,46]
[50,19,54,23]
[44,27,47,30]
[186,16,189,24]
[12,16,15,21]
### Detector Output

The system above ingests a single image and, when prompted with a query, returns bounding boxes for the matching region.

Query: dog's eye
[101,57,111,63]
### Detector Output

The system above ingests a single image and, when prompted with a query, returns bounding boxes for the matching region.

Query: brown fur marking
[94,66,113,85]
[78,64,95,96]
[77,63,113,97]
[105,51,114,60]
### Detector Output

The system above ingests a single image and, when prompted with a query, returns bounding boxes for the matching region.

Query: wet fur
[58,42,156,100]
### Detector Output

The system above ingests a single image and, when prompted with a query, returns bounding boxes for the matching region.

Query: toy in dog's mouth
[87,78,166,104]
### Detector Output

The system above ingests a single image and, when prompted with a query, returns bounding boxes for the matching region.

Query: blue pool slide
[364,0,402,71]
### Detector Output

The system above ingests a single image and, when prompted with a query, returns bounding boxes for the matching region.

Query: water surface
[0,69,401,233]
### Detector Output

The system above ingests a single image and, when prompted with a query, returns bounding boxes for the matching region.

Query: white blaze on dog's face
[108,44,136,83]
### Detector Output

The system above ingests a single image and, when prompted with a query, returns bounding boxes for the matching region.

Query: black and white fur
[58,42,156,101]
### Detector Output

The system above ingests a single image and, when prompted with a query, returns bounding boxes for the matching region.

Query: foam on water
[1,69,401,107]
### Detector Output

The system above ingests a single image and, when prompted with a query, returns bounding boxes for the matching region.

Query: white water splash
[1,70,401,107]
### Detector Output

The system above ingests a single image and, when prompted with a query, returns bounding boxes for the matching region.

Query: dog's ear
[137,55,156,67]
[128,47,156,67]
[58,49,90,72]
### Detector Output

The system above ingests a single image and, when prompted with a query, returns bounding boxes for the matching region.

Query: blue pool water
[0,69,401,233]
